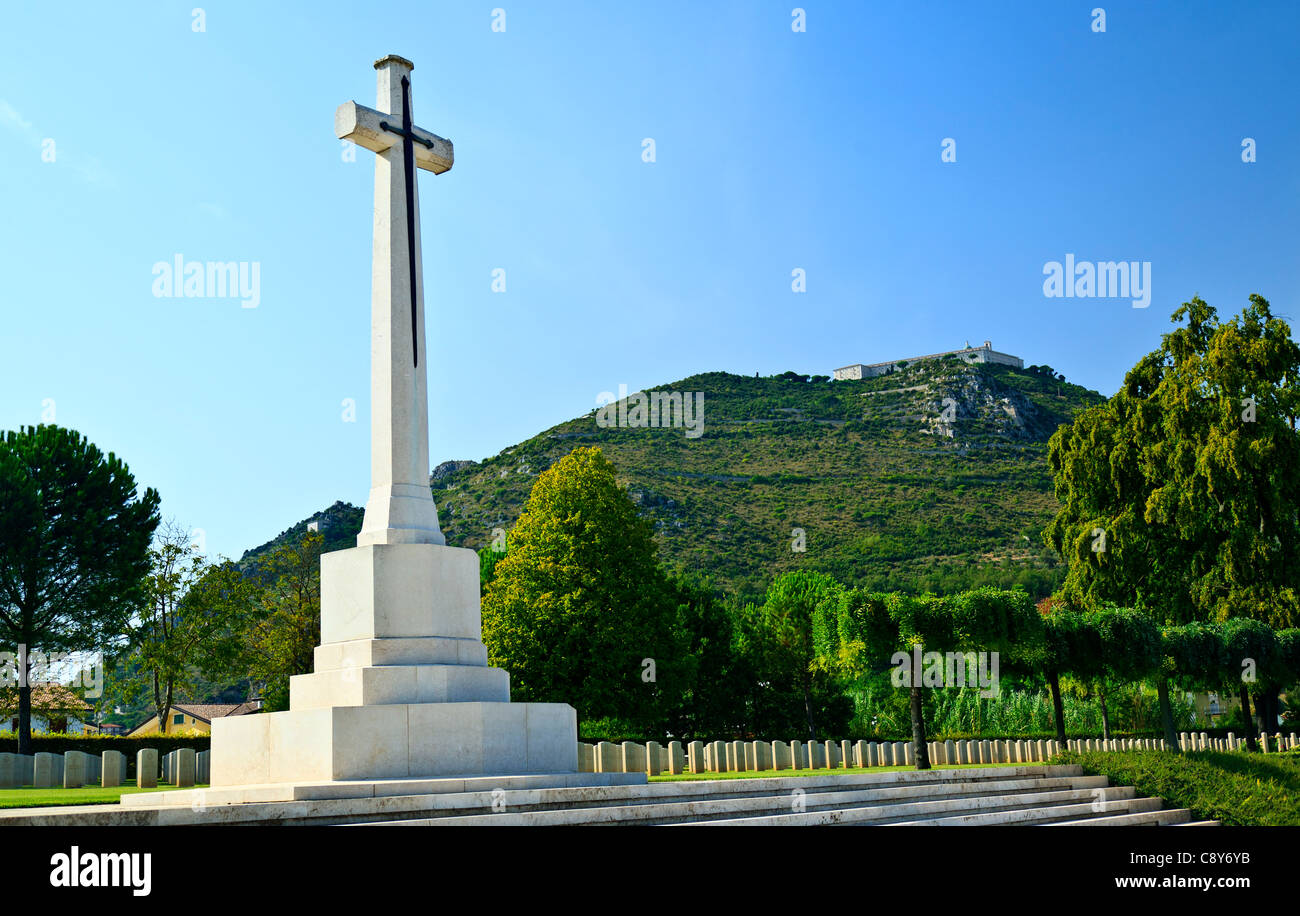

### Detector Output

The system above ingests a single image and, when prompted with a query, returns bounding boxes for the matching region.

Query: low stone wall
[577,731,1300,776]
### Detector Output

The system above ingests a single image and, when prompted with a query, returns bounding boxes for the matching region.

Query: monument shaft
[358,56,442,547]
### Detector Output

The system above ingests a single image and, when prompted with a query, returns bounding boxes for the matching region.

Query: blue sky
[2,1,1297,561]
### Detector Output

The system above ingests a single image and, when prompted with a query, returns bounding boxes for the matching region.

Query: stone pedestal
[212,542,580,786]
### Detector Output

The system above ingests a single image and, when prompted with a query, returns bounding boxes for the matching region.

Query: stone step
[673,786,1143,827]
[122,772,1094,827]
[893,795,1165,826]
[1045,806,1194,826]
[122,763,1080,809]
[0,764,1203,827]
[353,776,1114,827]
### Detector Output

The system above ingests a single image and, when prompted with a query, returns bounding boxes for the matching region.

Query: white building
[1,684,97,735]
[834,340,1023,381]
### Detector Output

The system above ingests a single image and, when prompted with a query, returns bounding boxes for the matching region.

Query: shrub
[1054,748,1300,826]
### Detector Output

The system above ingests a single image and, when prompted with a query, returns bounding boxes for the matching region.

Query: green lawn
[1053,749,1300,826]
[0,784,208,809]
[649,762,1000,782]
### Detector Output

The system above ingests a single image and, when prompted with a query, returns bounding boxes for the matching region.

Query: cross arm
[335,100,454,174]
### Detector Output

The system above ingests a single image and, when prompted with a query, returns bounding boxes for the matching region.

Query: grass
[0,784,208,809]
[649,762,1000,782]
[1053,748,1300,826]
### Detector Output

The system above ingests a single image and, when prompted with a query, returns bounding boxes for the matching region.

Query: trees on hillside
[0,425,160,753]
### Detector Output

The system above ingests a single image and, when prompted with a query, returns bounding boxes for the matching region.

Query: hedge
[0,734,211,781]
[0,733,209,756]
[1053,748,1300,826]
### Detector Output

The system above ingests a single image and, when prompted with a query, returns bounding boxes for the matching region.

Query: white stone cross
[336,55,453,547]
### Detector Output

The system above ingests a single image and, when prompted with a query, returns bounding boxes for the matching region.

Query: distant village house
[127,702,261,736]
[1,684,97,735]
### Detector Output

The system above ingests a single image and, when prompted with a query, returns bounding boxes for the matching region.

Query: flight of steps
[0,765,1216,826]
[346,765,1214,826]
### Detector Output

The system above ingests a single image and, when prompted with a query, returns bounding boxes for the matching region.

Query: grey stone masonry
[668,741,685,775]
[620,742,645,775]
[176,748,196,788]
[34,753,55,789]
[137,749,158,789]
[688,741,705,774]
[62,751,87,789]
[644,741,662,777]
[595,742,619,773]
[101,750,127,788]
[773,740,791,770]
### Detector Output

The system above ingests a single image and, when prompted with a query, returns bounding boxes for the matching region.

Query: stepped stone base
[212,701,577,786]
[208,543,581,787]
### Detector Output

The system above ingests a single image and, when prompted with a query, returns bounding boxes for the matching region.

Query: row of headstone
[161,748,199,787]
[56,750,105,788]
[33,752,63,787]
[1068,737,1173,752]
[577,737,1068,775]
[1065,733,1300,754]
[0,753,35,788]
[0,748,211,789]
[1173,731,1298,753]
[577,731,1300,776]
[932,738,1062,765]
[580,740,685,776]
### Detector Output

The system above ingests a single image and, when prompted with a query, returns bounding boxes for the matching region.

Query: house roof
[170,702,260,724]
[0,683,93,716]
[125,701,260,736]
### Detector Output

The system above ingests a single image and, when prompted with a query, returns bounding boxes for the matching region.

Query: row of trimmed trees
[813,586,1300,767]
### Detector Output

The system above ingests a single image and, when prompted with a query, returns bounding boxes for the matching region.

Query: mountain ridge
[242,359,1104,598]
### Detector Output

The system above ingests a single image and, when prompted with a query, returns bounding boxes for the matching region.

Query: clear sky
[2,1,1297,561]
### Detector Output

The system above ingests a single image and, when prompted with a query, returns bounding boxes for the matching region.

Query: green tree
[482,447,674,730]
[658,575,745,739]
[0,425,160,753]
[1045,296,1300,750]
[1091,606,1162,739]
[753,570,842,740]
[247,531,323,711]
[1037,608,1089,745]
[1219,617,1279,750]
[131,521,253,733]
[818,587,1042,768]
